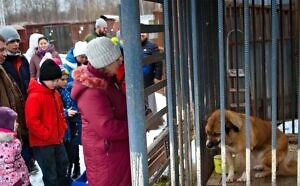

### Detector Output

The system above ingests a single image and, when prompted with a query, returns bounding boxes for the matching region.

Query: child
[0,107,30,186]
[25,59,70,186]
[57,66,82,179]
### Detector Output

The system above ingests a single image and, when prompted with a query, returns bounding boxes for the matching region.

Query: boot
[71,163,80,179]
[67,164,72,178]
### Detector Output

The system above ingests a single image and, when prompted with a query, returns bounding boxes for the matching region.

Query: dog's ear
[225,110,243,129]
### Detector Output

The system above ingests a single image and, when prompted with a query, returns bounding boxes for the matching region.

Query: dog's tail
[277,154,297,176]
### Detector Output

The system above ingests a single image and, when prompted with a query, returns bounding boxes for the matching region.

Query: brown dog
[205,109,296,182]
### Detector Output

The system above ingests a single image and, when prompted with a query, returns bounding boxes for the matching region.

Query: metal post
[297,4,300,184]
[261,0,267,119]
[174,0,184,184]
[243,0,251,185]
[120,1,149,185]
[163,0,179,185]
[233,0,241,112]
[182,0,193,185]
[191,0,202,185]
[178,0,191,184]
[271,0,278,185]
[217,0,226,185]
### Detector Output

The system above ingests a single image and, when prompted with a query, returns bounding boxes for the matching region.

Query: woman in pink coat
[71,37,131,186]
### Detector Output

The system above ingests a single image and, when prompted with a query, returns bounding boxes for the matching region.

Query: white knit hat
[73,41,87,57]
[95,18,108,28]
[86,37,121,69]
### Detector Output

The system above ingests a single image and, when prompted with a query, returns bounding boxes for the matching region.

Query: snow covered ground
[278,120,298,133]
[30,93,166,185]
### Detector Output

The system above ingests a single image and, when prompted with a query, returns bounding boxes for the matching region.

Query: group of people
[0,16,162,186]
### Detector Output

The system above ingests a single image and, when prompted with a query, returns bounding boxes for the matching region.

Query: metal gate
[120,0,299,185]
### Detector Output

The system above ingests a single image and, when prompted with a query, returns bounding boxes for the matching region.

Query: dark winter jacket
[84,30,106,43]
[71,64,131,186]
[2,54,30,98]
[141,39,163,88]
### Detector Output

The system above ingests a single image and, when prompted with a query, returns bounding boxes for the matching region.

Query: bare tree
[1,0,138,25]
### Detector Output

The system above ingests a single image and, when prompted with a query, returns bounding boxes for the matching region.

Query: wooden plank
[206,172,221,186]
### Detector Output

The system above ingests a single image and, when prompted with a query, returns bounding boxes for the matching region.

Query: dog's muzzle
[206,140,220,149]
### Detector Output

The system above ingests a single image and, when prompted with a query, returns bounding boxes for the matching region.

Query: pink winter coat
[71,64,131,186]
[0,129,30,186]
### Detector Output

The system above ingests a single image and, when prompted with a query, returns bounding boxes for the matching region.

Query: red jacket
[25,79,67,147]
[71,64,131,186]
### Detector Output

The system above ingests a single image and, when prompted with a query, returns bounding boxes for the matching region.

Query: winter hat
[86,37,121,69]
[0,26,21,43]
[29,33,44,49]
[52,58,62,66]
[73,41,87,57]
[95,18,108,29]
[0,107,17,131]
[59,65,69,76]
[39,59,62,81]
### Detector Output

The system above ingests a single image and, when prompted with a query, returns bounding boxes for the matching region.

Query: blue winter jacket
[141,39,163,88]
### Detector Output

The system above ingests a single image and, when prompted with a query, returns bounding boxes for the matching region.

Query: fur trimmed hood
[72,65,109,89]
[0,131,14,143]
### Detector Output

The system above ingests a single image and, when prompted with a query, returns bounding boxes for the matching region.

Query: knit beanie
[73,41,87,57]
[39,59,62,81]
[86,37,121,69]
[0,107,17,131]
[0,26,21,43]
[95,18,107,28]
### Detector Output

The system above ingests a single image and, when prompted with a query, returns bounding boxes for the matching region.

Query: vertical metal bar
[120,1,149,185]
[252,0,258,116]
[184,0,193,184]
[244,0,251,185]
[233,0,241,112]
[271,0,278,185]
[289,0,295,133]
[261,0,267,119]
[178,0,190,184]
[191,0,201,185]
[183,0,193,185]
[163,0,179,185]
[279,0,285,132]
[297,1,300,183]
[217,0,226,185]
[173,0,184,184]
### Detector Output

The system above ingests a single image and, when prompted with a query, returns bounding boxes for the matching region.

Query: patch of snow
[278,120,298,133]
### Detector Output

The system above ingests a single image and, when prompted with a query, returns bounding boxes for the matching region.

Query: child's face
[6,40,20,53]
[57,74,68,88]
[43,79,59,90]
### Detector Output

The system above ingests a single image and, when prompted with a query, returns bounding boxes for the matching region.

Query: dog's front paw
[226,175,234,182]
[253,165,264,171]
[255,172,268,178]
[237,172,246,182]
